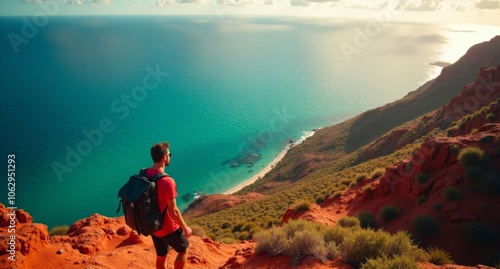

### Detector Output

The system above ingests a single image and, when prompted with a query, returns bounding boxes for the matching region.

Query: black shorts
[151,228,190,256]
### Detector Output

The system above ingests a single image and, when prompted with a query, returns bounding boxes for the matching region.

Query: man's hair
[151,142,170,163]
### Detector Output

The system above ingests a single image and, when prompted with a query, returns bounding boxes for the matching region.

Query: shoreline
[223,130,318,195]
[223,148,289,195]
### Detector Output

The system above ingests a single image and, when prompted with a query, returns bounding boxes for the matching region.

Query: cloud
[475,0,500,9]
[453,3,469,11]
[290,0,309,6]
[64,0,112,4]
[398,0,443,11]
[305,0,340,3]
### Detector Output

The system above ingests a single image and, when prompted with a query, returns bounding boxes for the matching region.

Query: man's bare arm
[166,198,192,238]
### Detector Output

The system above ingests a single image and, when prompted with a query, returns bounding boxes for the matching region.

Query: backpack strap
[138,168,168,182]
[146,170,170,216]
[138,168,148,177]
[151,172,168,182]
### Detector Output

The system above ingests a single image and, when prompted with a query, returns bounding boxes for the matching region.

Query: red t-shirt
[146,168,180,237]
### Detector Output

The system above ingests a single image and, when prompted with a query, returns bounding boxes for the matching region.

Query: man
[146,142,192,269]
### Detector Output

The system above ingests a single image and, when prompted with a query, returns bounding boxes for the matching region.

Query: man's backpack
[116,168,168,236]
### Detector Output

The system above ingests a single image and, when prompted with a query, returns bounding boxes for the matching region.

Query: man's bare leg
[174,251,188,269]
[156,255,167,269]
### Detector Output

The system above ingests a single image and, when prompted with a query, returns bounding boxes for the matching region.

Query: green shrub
[458,147,485,167]
[338,216,361,228]
[315,194,328,204]
[342,229,426,268]
[427,246,454,265]
[361,255,419,269]
[237,231,250,240]
[341,179,353,186]
[443,186,462,201]
[49,225,69,236]
[357,212,377,229]
[326,241,341,260]
[287,228,327,265]
[333,191,343,198]
[412,215,440,237]
[371,168,385,180]
[342,228,390,268]
[356,174,369,183]
[480,135,495,143]
[220,237,238,244]
[433,203,443,211]
[465,165,484,182]
[232,222,245,233]
[449,144,460,155]
[479,173,500,196]
[486,113,496,122]
[385,231,427,261]
[461,221,498,246]
[415,172,430,184]
[190,225,207,238]
[254,227,288,256]
[256,220,426,268]
[417,195,427,205]
[293,199,312,213]
[380,205,400,222]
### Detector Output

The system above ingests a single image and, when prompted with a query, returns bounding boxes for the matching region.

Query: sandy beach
[223,130,317,195]
[223,148,289,195]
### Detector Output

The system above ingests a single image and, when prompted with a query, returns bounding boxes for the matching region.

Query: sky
[0,0,499,25]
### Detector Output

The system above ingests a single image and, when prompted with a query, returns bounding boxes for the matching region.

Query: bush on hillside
[480,135,495,143]
[357,212,377,229]
[220,237,238,244]
[190,225,206,238]
[361,255,419,269]
[287,228,327,265]
[255,219,427,267]
[479,173,500,196]
[370,168,385,180]
[449,144,460,155]
[442,186,462,201]
[486,113,496,122]
[49,225,69,236]
[458,147,485,167]
[254,227,288,256]
[412,215,440,237]
[315,194,328,204]
[417,195,427,205]
[338,216,361,228]
[356,174,369,183]
[461,221,498,246]
[427,246,454,265]
[342,229,426,268]
[293,199,312,213]
[415,172,430,184]
[465,165,484,182]
[333,191,343,198]
[326,241,341,260]
[380,205,400,222]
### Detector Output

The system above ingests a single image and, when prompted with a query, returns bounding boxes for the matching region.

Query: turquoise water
[0,15,468,228]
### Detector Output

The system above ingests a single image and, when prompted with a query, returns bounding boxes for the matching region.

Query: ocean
[0,15,496,228]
